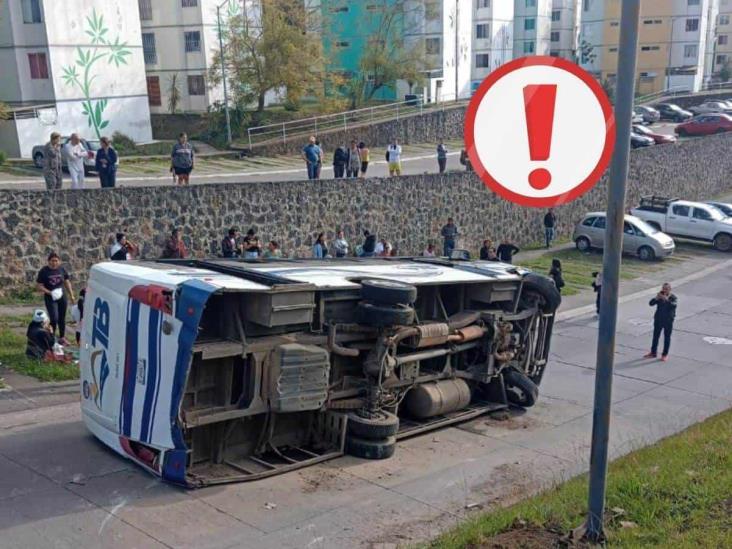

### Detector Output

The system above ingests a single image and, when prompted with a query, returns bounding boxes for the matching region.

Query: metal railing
[245,94,464,149]
[7,103,57,120]
[636,81,732,105]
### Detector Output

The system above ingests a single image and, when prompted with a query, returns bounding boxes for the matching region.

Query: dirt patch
[483,413,541,431]
[471,523,595,549]
[298,468,355,493]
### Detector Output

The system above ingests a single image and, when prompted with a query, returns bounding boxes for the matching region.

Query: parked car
[706,201,732,217]
[634,105,661,124]
[32,136,99,174]
[688,101,732,115]
[630,131,655,148]
[674,114,732,137]
[573,212,675,261]
[80,257,561,486]
[632,124,677,144]
[631,195,732,251]
[654,103,693,122]
[631,109,645,125]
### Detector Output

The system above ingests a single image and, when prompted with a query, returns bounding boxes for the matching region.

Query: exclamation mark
[523,84,557,190]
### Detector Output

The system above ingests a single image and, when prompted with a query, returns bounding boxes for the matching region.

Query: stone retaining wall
[1,132,731,295]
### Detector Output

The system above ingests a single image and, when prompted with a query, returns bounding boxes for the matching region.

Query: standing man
[436,139,448,174]
[332,144,347,179]
[43,132,63,190]
[543,208,557,249]
[496,239,520,263]
[301,136,322,180]
[242,228,262,259]
[440,217,459,257]
[221,227,239,258]
[63,134,88,190]
[161,228,187,259]
[386,138,402,176]
[170,132,194,185]
[644,283,677,362]
[95,137,118,188]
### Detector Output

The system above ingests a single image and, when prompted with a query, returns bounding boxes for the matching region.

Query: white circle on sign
[465,56,615,208]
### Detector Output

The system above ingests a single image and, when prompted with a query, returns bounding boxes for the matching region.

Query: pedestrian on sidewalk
[63,133,89,190]
[549,259,565,294]
[161,228,187,259]
[301,135,322,180]
[358,142,369,177]
[25,309,55,359]
[312,233,328,258]
[592,271,603,315]
[441,217,459,257]
[333,230,349,258]
[333,144,347,178]
[386,138,402,176]
[95,137,118,188]
[543,208,557,248]
[221,227,240,258]
[644,283,677,362]
[496,239,520,263]
[35,252,75,344]
[170,132,194,185]
[43,132,63,190]
[436,139,448,174]
[242,228,262,259]
[346,140,361,178]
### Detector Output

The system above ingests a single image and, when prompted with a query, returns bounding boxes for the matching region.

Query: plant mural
[61,10,131,139]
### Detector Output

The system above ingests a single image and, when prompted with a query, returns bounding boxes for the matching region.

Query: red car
[675,114,732,137]
[632,124,677,144]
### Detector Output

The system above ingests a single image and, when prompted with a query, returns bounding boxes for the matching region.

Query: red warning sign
[465,56,615,208]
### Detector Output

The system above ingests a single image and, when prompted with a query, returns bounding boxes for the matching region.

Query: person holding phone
[644,283,677,362]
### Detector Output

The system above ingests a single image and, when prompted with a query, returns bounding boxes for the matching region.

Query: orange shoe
[660,355,668,362]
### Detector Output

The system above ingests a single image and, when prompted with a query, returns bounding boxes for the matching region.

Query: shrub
[111,131,137,155]
[0,150,6,166]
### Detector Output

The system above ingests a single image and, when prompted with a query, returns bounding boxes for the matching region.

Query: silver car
[573,212,675,261]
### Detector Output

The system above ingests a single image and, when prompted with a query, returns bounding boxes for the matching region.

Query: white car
[631,196,732,251]
[573,213,675,260]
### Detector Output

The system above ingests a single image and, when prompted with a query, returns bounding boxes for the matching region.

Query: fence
[245,95,465,149]
[636,81,732,105]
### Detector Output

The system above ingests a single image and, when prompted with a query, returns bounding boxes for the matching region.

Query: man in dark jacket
[362,230,377,257]
[496,239,520,263]
[221,227,239,258]
[333,145,347,178]
[95,136,118,188]
[644,283,677,361]
[543,208,557,248]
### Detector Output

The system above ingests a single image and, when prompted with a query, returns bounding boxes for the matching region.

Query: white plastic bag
[51,288,64,301]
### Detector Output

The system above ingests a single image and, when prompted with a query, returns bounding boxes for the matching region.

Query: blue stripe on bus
[148,312,163,444]
[139,308,160,443]
[121,299,141,437]
[118,299,132,433]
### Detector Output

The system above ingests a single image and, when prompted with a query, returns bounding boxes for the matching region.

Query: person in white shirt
[63,133,88,190]
[333,230,349,258]
[386,139,402,176]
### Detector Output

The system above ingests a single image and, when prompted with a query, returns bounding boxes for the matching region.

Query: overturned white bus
[80,257,560,487]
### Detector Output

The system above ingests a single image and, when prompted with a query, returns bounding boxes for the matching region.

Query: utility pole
[217,2,233,146]
[454,0,459,101]
[584,0,640,542]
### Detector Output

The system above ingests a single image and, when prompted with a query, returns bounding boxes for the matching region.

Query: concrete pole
[217,4,233,146]
[585,0,640,542]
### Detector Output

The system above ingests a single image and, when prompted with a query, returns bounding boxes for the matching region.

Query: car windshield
[663,104,680,111]
[634,125,651,135]
[632,218,659,235]
[708,204,731,217]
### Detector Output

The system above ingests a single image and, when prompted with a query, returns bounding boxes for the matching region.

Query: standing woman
[42,132,63,190]
[358,141,370,178]
[95,137,118,188]
[171,132,194,185]
[312,233,328,258]
[36,252,75,345]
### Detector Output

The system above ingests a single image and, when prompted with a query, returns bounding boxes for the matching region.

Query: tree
[577,39,596,66]
[167,73,181,114]
[209,0,327,115]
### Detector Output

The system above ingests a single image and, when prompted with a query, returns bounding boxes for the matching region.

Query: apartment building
[712,0,732,76]
[514,0,552,58]
[550,0,581,59]
[471,0,514,92]
[580,0,713,95]
[0,0,152,158]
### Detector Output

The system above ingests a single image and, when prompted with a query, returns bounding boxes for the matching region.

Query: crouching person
[26,310,55,359]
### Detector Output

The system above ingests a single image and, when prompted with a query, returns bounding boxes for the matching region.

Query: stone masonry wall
[1,132,732,295]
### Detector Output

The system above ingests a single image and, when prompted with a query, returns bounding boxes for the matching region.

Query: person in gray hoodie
[170,132,195,185]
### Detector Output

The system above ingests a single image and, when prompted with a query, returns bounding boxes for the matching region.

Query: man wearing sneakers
[644,283,677,362]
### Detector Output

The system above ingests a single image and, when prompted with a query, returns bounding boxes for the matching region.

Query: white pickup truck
[631,196,732,252]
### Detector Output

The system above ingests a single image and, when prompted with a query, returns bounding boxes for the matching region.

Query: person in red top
[162,228,187,259]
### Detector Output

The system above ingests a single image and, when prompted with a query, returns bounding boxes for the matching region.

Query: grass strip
[0,324,79,382]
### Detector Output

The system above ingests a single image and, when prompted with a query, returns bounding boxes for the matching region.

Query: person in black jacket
[496,239,520,263]
[644,283,677,361]
[221,227,239,258]
[26,309,55,359]
[549,259,565,294]
[361,230,377,257]
[333,145,347,178]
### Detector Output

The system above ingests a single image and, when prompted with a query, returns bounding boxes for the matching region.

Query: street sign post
[464,56,615,208]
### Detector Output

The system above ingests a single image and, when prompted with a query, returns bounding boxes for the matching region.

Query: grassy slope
[0,321,78,382]
[432,409,732,548]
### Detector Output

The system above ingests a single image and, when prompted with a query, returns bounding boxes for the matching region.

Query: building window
[687,0,700,5]
[28,52,49,79]
[524,18,535,31]
[329,6,348,12]
[525,0,536,7]
[425,37,441,55]
[138,0,152,20]
[720,15,730,26]
[476,24,489,39]
[142,33,157,64]
[685,18,699,32]
[523,41,535,54]
[147,76,161,106]
[184,31,201,52]
[182,0,197,6]
[335,41,350,48]
[610,21,619,26]
[22,0,43,23]
[641,45,660,51]
[551,31,560,42]
[583,0,590,12]
[550,50,559,57]
[684,44,698,58]
[476,53,490,68]
[718,54,729,66]
[188,75,205,95]
[719,35,729,46]
[609,47,618,52]
[477,0,490,8]
[552,10,560,22]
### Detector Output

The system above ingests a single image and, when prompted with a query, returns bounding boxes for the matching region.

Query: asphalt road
[1,254,730,548]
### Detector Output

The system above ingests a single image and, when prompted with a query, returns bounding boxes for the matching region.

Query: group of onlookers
[302,135,376,180]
